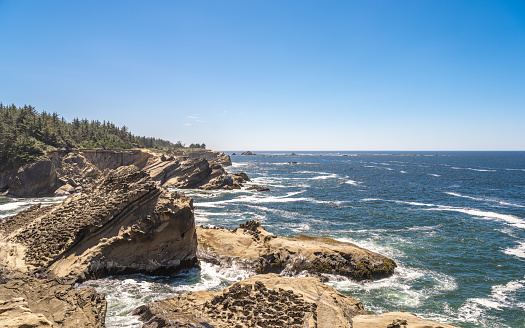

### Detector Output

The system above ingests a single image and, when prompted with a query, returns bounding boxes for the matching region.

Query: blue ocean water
[2,151,524,327]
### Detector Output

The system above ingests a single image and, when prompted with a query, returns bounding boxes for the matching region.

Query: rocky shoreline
[0,149,457,327]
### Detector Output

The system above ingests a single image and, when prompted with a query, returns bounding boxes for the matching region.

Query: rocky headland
[0,165,198,284]
[197,221,396,281]
[0,148,249,197]
[0,151,458,328]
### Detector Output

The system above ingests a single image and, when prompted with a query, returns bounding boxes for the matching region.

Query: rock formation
[0,148,239,197]
[197,221,396,281]
[133,273,367,328]
[0,165,198,284]
[0,276,106,327]
[147,157,249,190]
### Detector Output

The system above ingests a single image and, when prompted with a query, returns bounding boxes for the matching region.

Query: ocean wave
[326,264,457,309]
[444,192,525,208]
[457,278,525,326]
[504,242,525,259]
[345,180,361,185]
[361,198,525,229]
[429,173,441,177]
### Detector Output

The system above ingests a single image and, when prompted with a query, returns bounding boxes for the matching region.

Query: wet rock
[246,185,270,192]
[197,221,396,281]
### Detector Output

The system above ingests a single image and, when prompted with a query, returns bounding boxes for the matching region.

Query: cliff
[0,165,198,284]
[0,149,240,197]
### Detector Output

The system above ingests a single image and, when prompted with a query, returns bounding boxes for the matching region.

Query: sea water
[2,151,524,327]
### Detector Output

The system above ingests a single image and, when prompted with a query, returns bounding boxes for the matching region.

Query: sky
[1,0,524,151]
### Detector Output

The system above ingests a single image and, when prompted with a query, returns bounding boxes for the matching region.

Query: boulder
[197,221,396,281]
[246,185,270,192]
[241,151,255,156]
[0,165,198,284]
[133,273,366,328]
[0,276,106,328]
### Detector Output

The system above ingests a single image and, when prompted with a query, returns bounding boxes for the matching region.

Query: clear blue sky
[1,0,524,151]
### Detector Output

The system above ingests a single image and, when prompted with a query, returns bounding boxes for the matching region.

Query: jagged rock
[166,149,232,167]
[133,273,366,328]
[241,151,255,156]
[246,185,270,192]
[150,158,249,190]
[197,221,396,281]
[0,276,106,328]
[0,165,198,284]
[353,312,458,328]
[1,149,236,197]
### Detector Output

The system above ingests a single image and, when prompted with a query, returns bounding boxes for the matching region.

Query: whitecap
[429,174,441,177]
[504,242,525,259]
[444,192,525,208]
[362,198,525,229]
[457,278,525,325]
[345,180,361,185]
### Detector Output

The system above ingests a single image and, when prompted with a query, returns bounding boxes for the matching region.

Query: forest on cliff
[0,103,204,171]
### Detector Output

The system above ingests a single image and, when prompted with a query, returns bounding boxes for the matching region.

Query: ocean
[1,151,524,327]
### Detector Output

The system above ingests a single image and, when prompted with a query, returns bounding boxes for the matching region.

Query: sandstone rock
[166,149,232,167]
[2,149,239,196]
[0,276,106,327]
[54,183,76,196]
[133,273,366,328]
[0,165,198,284]
[353,311,458,328]
[197,221,396,281]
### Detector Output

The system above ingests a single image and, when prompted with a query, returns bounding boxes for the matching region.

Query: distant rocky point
[0,148,250,197]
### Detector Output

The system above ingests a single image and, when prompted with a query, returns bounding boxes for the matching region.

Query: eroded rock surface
[1,149,238,197]
[0,276,106,328]
[133,273,366,328]
[353,311,458,328]
[197,221,396,281]
[0,165,198,283]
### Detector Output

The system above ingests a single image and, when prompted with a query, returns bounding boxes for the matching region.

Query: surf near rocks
[197,220,396,281]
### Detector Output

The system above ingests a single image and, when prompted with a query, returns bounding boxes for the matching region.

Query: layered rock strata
[0,276,106,327]
[197,221,396,281]
[133,273,367,328]
[0,165,198,284]
[0,148,238,197]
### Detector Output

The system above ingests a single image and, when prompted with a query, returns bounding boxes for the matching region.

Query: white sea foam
[362,198,525,229]
[457,278,525,325]
[326,264,457,309]
[504,242,525,259]
[429,174,441,177]
[400,171,407,174]
[0,201,30,212]
[444,192,525,208]
[450,166,496,172]
[345,180,361,185]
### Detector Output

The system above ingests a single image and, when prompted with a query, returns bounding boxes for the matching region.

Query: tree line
[0,103,205,171]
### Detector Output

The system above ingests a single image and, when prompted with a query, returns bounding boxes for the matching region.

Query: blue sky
[1,1,524,151]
